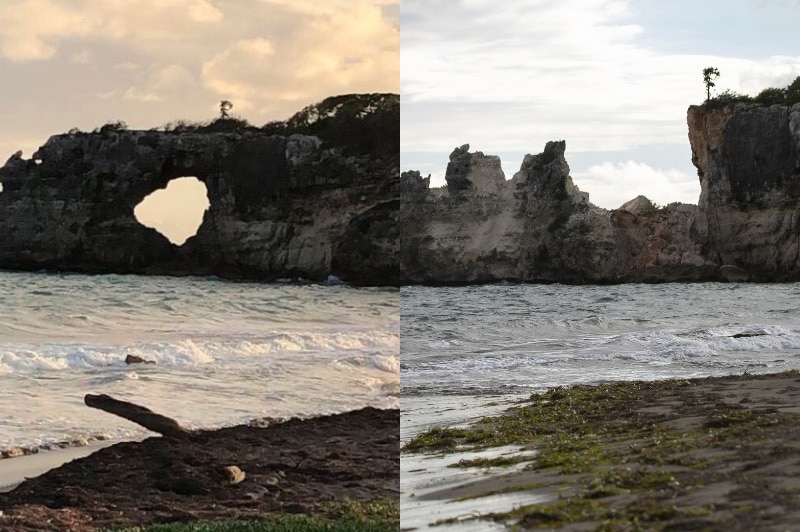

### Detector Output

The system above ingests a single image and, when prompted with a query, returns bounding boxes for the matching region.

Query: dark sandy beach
[403,371,800,530]
[0,407,399,531]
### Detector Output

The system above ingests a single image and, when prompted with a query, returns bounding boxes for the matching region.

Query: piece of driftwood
[84,394,190,439]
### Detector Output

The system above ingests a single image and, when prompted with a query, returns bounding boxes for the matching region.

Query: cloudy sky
[401,0,800,209]
[0,0,398,242]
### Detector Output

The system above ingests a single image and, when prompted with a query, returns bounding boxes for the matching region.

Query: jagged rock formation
[401,102,800,284]
[402,142,708,283]
[0,94,399,286]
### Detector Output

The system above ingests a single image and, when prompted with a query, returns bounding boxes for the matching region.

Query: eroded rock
[401,140,707,283]
[0,94,400,286]
[401,102,800,283]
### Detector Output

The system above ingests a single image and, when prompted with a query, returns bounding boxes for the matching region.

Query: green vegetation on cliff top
[703,73,800,109]
[68,93,399,158]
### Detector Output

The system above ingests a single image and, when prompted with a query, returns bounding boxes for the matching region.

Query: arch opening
[134,176,209,246]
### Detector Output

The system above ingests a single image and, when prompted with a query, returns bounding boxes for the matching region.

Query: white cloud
[573,160,700,209]
[69,50,93,64]
[733,56,800,94]
[0,0,93,61]
[123,87,161,102]
[101,65,198,103]
[201,4,398,117]
[0,0,224,61]
[200,38,276,110]
[400,0,800,154]
[150,64,197,92]
[0,1,397,132]
[259,0,399,16]
[186,0,226,22]
[402,0,642,104]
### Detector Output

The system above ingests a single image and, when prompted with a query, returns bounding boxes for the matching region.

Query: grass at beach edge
[110,499,399,532]
[403,370,800,529]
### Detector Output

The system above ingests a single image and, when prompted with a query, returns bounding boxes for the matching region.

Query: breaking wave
[402,283,800,396]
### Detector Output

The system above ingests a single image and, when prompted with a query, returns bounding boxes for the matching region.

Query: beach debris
[84,394,190,439]
[244,487,269,500]
[125,354,156,365]
[263,474,282,486]
[249,416,282,427]
[1,447,26,459]
[224,465,246,485]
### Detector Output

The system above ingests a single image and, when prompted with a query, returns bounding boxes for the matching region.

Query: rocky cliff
[401,102,800,284]
[688,102,800,278]
[0,94,400,286]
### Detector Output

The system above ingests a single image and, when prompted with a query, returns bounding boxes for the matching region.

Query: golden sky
[0,0,399,241]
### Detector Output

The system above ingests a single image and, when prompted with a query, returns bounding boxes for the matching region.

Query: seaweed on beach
[404,370,800,530]
[0,408,399,531]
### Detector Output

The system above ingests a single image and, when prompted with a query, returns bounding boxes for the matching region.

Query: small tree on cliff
[703,67,720,102]
[219,100,233,119]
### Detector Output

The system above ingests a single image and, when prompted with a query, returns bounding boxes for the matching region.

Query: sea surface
[401,282,800,528]
[0,271,398,454]
[402,283,800,404]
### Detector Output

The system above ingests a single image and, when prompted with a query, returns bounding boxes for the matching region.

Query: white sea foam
[403,283,800,397]
[0,272,398,453]
[0,330,399,376]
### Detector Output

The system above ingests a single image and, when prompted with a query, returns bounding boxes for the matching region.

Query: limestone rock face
[400,170,430,203]
[0,94,400,285]
[401,100,800,284]
[445,144,506,195]
[688,103,800,279]
[401,140,708,283]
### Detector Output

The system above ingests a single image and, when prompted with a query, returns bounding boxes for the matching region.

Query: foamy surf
[402,283,800,396]
[0,272,398,456]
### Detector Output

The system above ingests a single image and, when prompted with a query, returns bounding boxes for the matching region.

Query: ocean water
[402,283,800,403]
[400,283,800,528]
[0,272,398,454]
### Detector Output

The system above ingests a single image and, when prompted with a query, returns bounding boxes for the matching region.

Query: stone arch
[133,176,210,246]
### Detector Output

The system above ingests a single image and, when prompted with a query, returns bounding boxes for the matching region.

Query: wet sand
[401,395,526,530]
[0,442,120,494]
[402,371,800,530]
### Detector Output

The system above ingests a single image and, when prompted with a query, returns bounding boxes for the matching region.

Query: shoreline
[400,395,525,530]
[402,370,800,530]
[0,441,121,493]
[1,407,400,530]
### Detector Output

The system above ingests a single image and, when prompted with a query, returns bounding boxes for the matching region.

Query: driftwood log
[84,394,190,439]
